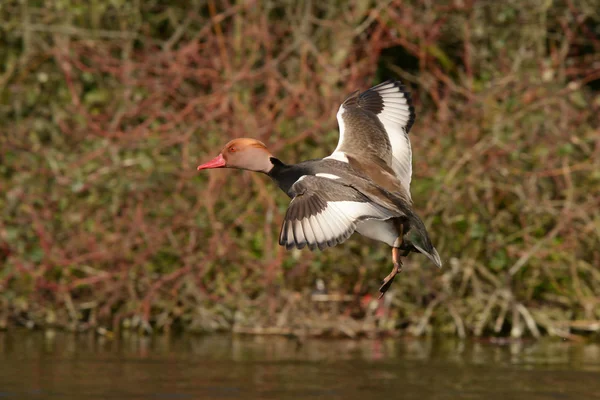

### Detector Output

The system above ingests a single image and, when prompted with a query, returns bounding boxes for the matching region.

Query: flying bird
[197,80,441,297]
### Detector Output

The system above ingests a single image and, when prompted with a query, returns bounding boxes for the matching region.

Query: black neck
[267,158,308,196]
[269,157,285,168]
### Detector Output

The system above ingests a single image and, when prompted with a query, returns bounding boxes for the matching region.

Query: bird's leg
[378,222,405,299]
[378,247,403,299]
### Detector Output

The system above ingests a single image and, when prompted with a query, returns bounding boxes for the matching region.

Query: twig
[23,24,138,39]
[516,303,541,338]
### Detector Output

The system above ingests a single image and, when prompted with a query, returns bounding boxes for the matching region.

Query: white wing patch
[326,106,349,163]
[279,200,392,251]
[371,82,414,195]
[324,152,348,163]
[330,81,415,196]
[315,173,340,180]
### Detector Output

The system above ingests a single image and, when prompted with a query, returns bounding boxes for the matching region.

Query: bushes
[1,0,599,337]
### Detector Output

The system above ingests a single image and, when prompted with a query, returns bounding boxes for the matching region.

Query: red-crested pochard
[198,80,441,297]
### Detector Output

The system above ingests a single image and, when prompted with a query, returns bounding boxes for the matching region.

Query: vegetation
[1,0,599,339]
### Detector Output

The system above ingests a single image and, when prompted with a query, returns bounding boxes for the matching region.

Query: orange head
[197,138,275,173]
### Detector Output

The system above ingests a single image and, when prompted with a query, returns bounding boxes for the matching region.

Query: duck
[197,80,442,298]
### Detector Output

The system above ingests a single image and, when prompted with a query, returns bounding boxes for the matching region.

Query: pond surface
[0,331,599,399]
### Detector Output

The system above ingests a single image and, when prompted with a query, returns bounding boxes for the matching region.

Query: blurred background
[1,0,599,339]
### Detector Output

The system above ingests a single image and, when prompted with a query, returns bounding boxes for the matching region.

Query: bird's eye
[229,147,237,153]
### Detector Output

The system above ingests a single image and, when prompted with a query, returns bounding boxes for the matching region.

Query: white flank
[328,201,388,221]
[355,219,397,246]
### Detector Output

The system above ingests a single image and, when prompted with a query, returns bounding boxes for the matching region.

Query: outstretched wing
[279,176,397,251]
[329,80,415,194]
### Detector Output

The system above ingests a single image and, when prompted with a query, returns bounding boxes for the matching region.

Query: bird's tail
[374,187,442,268]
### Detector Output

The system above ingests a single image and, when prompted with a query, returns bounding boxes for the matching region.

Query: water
[0,331,599,400]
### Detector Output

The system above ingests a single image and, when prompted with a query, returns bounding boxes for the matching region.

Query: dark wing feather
[331,80,415,194]
[279,176,397,251]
